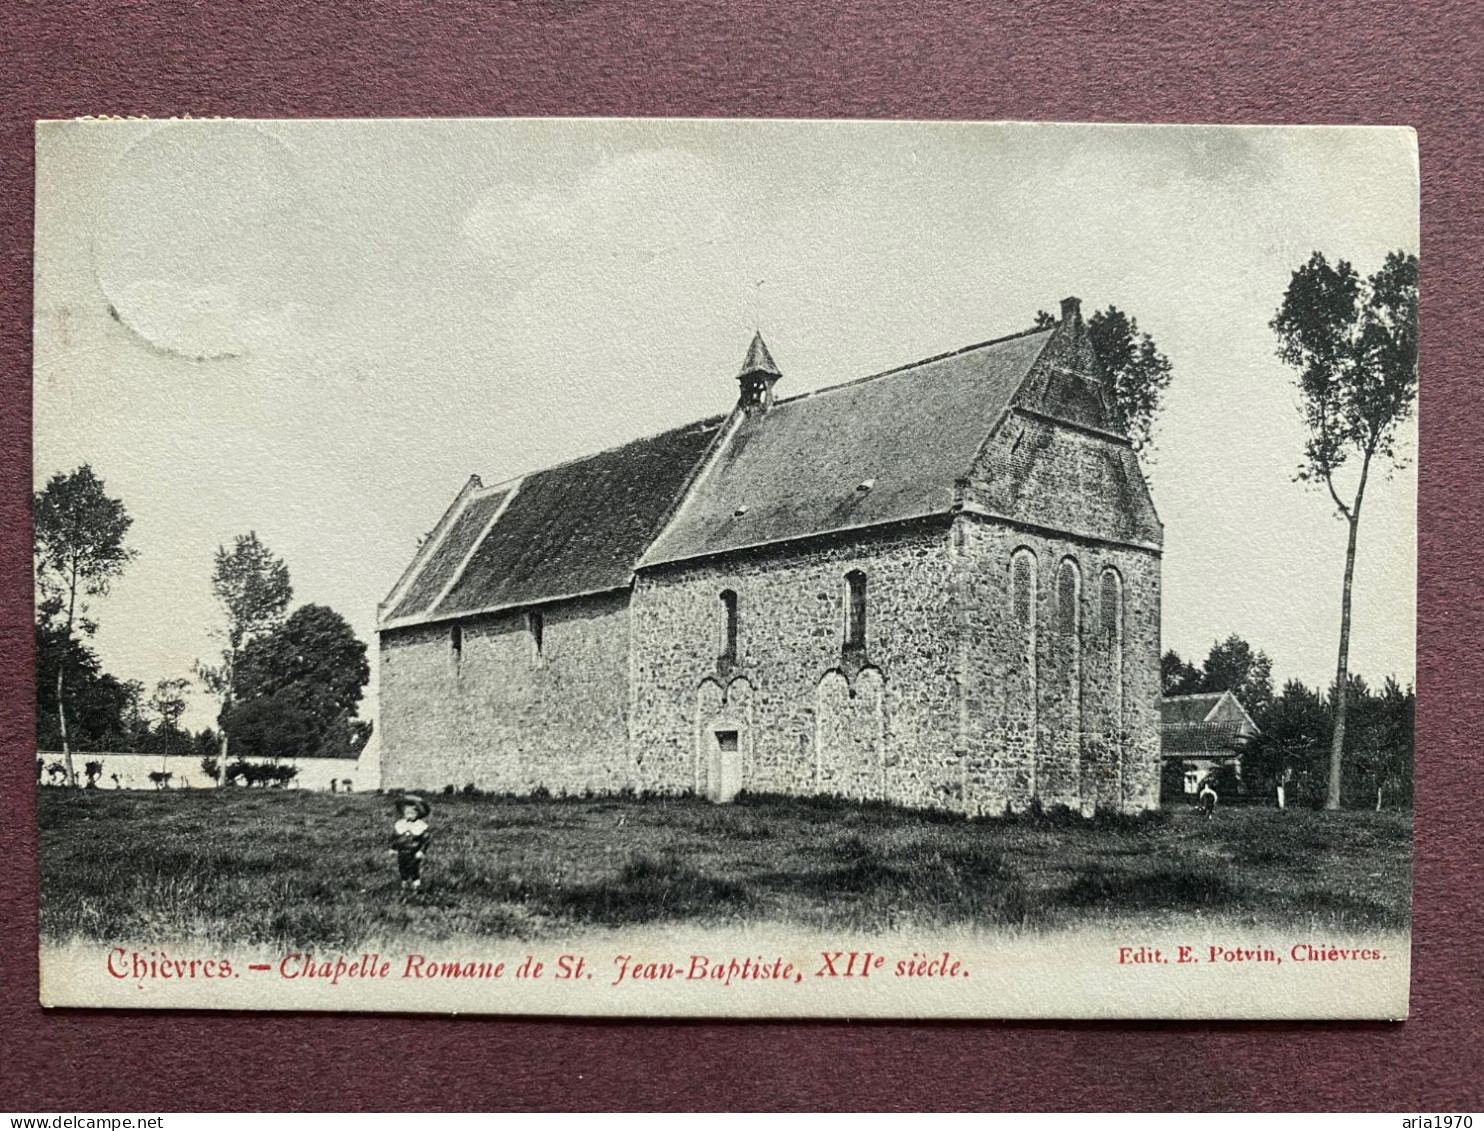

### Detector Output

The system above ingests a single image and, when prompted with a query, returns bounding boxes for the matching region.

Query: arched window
[844,570,867,651]
[1012,549,1036,630]
[1058,559,1082,722]
[1101,567,1125,728]
[1057,558,1080,641]
[1011,550,1039,701]
[449,622,463,666]
[1099,569,1122,646]
[720,589,739,663]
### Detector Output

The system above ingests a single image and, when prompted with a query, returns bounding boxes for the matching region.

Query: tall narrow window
[1100,569,1122,646]
[844,570,867,651]
[1012,550,1036,630]
[1057,558,1080,642]
[527,611,544,664]
[1012,548,1039,692]
[449,622,463,666]
[1058,558,1082,725]
[719,589,739,663]
[1101,567,1125,728]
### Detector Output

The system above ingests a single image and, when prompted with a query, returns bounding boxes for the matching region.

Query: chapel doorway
[708,728,742,803]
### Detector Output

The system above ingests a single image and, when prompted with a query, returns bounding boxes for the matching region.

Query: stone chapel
[378,297,1164,815]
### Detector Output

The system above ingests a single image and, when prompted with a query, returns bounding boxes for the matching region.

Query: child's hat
[396,793,432,818]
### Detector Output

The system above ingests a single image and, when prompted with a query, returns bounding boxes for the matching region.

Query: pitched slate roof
[1159,692,1228,728]
[381,417,724,628]
[388,487,512,621]
[639,328,1055,568]
[1159,692,1261,756]
[382,310,1160,629]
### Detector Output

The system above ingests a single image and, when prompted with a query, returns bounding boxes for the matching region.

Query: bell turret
[737,331,781,414]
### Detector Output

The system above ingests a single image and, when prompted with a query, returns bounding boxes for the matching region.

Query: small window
[844,570,867,651]
[720,589,739,663]
[527,611,544,663]
[449,622,463,665]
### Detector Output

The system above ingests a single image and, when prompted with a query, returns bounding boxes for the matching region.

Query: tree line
[34,470,371,785]
[1163,635,1414,810]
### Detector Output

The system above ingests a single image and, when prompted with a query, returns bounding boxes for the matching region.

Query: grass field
[37,789,1412,948]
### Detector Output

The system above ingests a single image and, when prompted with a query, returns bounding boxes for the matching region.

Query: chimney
[1059,295,1082,326]
[737,331,782,414]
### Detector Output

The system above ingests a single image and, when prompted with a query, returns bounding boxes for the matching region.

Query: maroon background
[2,0,1479,1112]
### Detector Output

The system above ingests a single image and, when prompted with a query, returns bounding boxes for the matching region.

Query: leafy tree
[34,623,139,753]
[1161,649,1204,697]
[1272,249,1418,809]
[349,719,374,756]
[1244,679,1330,806]
[197,532,292,778]
[1162,637,1271,717]
[227,604,370,758]
[148,676,192,761]
[118,679,150,750]
[1200,634,1274,719]
[1334,675,1414,811]
[33,465,137,783]
[1036,305,1174,451]
[1365,677,1414,810]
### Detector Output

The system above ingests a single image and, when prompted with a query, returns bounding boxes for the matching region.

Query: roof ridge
[770,324,1053,409]
[476,324,1048,487]
[485,412,729,488]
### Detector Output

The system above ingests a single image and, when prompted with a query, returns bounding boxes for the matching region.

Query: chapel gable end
[961,298,1162,550]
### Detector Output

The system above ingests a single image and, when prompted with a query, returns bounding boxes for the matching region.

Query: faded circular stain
[94,122,309,362]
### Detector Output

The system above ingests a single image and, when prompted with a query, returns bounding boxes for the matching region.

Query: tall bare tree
[1271,250,1418,809]
[33,465,137,785]
[197,532,292,783]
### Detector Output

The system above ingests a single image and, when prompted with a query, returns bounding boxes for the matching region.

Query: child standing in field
[389,794,432,892]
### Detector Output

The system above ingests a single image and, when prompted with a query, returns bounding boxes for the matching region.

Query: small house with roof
[1159,690,1261,797]
[377,298,1164,815]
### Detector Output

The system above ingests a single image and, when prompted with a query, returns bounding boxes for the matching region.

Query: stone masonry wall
[958,405,1162,814]
[631,507,1159,815]
[378,591,632,795]
[951,515,1161,815]
[630,524,965,808]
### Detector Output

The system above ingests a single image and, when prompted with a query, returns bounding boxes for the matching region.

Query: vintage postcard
[33,118,1416,1018]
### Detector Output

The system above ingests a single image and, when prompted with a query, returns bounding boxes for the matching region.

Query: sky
[32,119,1419,732]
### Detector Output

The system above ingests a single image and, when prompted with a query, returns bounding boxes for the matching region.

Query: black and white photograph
[32,118,1417,1018]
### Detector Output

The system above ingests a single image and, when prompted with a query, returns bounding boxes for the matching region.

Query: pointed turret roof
[739,331,780,379]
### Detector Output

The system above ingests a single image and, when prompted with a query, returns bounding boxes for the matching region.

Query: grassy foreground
[37,789,1412,948]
